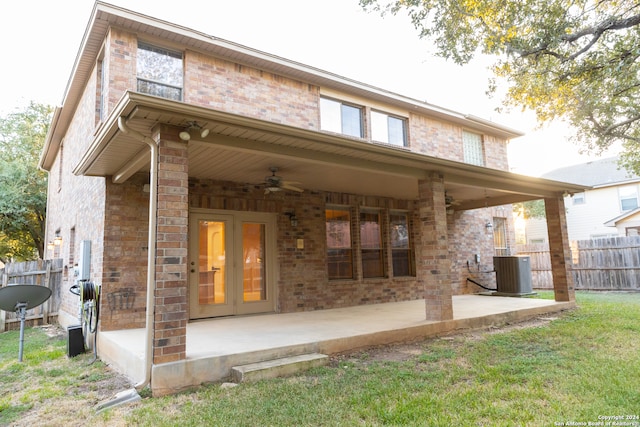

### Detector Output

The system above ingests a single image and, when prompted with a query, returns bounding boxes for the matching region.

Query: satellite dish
[0,285,52,362]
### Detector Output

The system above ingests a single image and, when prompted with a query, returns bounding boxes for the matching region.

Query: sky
[0,0,620,176]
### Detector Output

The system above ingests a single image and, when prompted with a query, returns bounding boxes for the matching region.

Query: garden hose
[69,281,101,363]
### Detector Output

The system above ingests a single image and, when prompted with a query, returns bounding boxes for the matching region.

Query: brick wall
[45,61,107,322]
[416,174,453,321]
[409,114,464,162]
[100,174,150,331]
[153,128,189,364]
[544,196,575,302]
[484,134,510,171]
[447,206,516,294]
[184,51,320,129]
[106,28,136,115]
[48,25,518,331]
[102,28,509,168]
[189,178,427,313]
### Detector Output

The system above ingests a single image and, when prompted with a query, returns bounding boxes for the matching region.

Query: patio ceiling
[73,92,587,211]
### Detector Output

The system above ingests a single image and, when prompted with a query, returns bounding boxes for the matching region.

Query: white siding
[565,187,621,240]
[523,185,638,242]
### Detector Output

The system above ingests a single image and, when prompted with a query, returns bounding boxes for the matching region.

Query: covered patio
[98,294,574,395]
[61,92,588,396]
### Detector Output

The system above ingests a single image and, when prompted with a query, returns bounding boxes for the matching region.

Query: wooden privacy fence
[517,236,640,291]
[0,259,63,332]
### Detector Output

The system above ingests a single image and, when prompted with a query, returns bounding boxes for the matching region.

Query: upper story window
[463,130,485,166]
[371,111,407,147]
[572,192,586,205]
[320,97,363,138]
[96,56,105,124]
[619,185,639,211]
[137,42,183,101]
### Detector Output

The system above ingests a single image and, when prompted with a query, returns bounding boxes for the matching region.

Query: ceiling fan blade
[280,183,304,192]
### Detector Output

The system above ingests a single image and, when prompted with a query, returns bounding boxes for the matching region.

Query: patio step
[231,353,329,383]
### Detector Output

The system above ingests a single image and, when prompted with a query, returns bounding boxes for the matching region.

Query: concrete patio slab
[97,294,574,395]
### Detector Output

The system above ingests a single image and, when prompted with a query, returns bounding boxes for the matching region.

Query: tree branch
[515,13,640,62]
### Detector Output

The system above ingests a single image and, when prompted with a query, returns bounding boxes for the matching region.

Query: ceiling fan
[445,191,460,208]
[263,167,303,194]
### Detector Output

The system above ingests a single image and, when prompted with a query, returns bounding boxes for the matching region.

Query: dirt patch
[7,325,137,427]
[331,315,559,365]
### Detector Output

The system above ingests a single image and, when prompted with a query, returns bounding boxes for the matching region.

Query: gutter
[39,106,63,171]
[117,116,157,391]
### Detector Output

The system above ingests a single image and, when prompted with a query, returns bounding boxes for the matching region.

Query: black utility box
[67,325,85,357]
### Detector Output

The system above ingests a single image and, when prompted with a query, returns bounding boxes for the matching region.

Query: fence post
[0,268,6,331]
[42,260,51,324]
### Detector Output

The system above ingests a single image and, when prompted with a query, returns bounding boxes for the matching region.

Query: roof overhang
[604,208,640,227]
[70,92,587,211]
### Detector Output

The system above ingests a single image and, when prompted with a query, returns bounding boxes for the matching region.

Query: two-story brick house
[40,2,583,395]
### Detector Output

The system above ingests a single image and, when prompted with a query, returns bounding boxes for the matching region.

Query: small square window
[572,192,585,205]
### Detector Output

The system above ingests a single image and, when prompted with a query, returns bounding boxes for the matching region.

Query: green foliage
[513,199,546,219]
[0,102,52,261]
[360,0,640,175]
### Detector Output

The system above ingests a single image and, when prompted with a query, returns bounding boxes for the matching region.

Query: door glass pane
[243,223,266,302]
[198,220,226,305]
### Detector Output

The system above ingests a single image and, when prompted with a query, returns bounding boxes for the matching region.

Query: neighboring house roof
[541,156,640,187]
[604,207,640,227]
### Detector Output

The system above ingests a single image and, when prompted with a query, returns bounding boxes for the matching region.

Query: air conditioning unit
[493,256,533,296]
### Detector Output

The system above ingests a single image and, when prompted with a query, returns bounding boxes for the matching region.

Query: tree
[0,102,52,262]
[513,199,546,220]
[360,0,640,174]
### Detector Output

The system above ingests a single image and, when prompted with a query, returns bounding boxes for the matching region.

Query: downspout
[117,116,157,391]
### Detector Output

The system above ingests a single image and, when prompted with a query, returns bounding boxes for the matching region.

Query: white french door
[189,210,276,319]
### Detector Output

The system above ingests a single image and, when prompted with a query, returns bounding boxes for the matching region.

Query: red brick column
[153,125,189,364]
[417,173,453,321]
[544,195,575,302]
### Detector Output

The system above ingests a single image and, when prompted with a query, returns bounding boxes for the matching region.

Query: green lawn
[1,292,639,426]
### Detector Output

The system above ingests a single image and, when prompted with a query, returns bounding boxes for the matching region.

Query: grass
[1,292,639,426]
[0,326,130,426]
